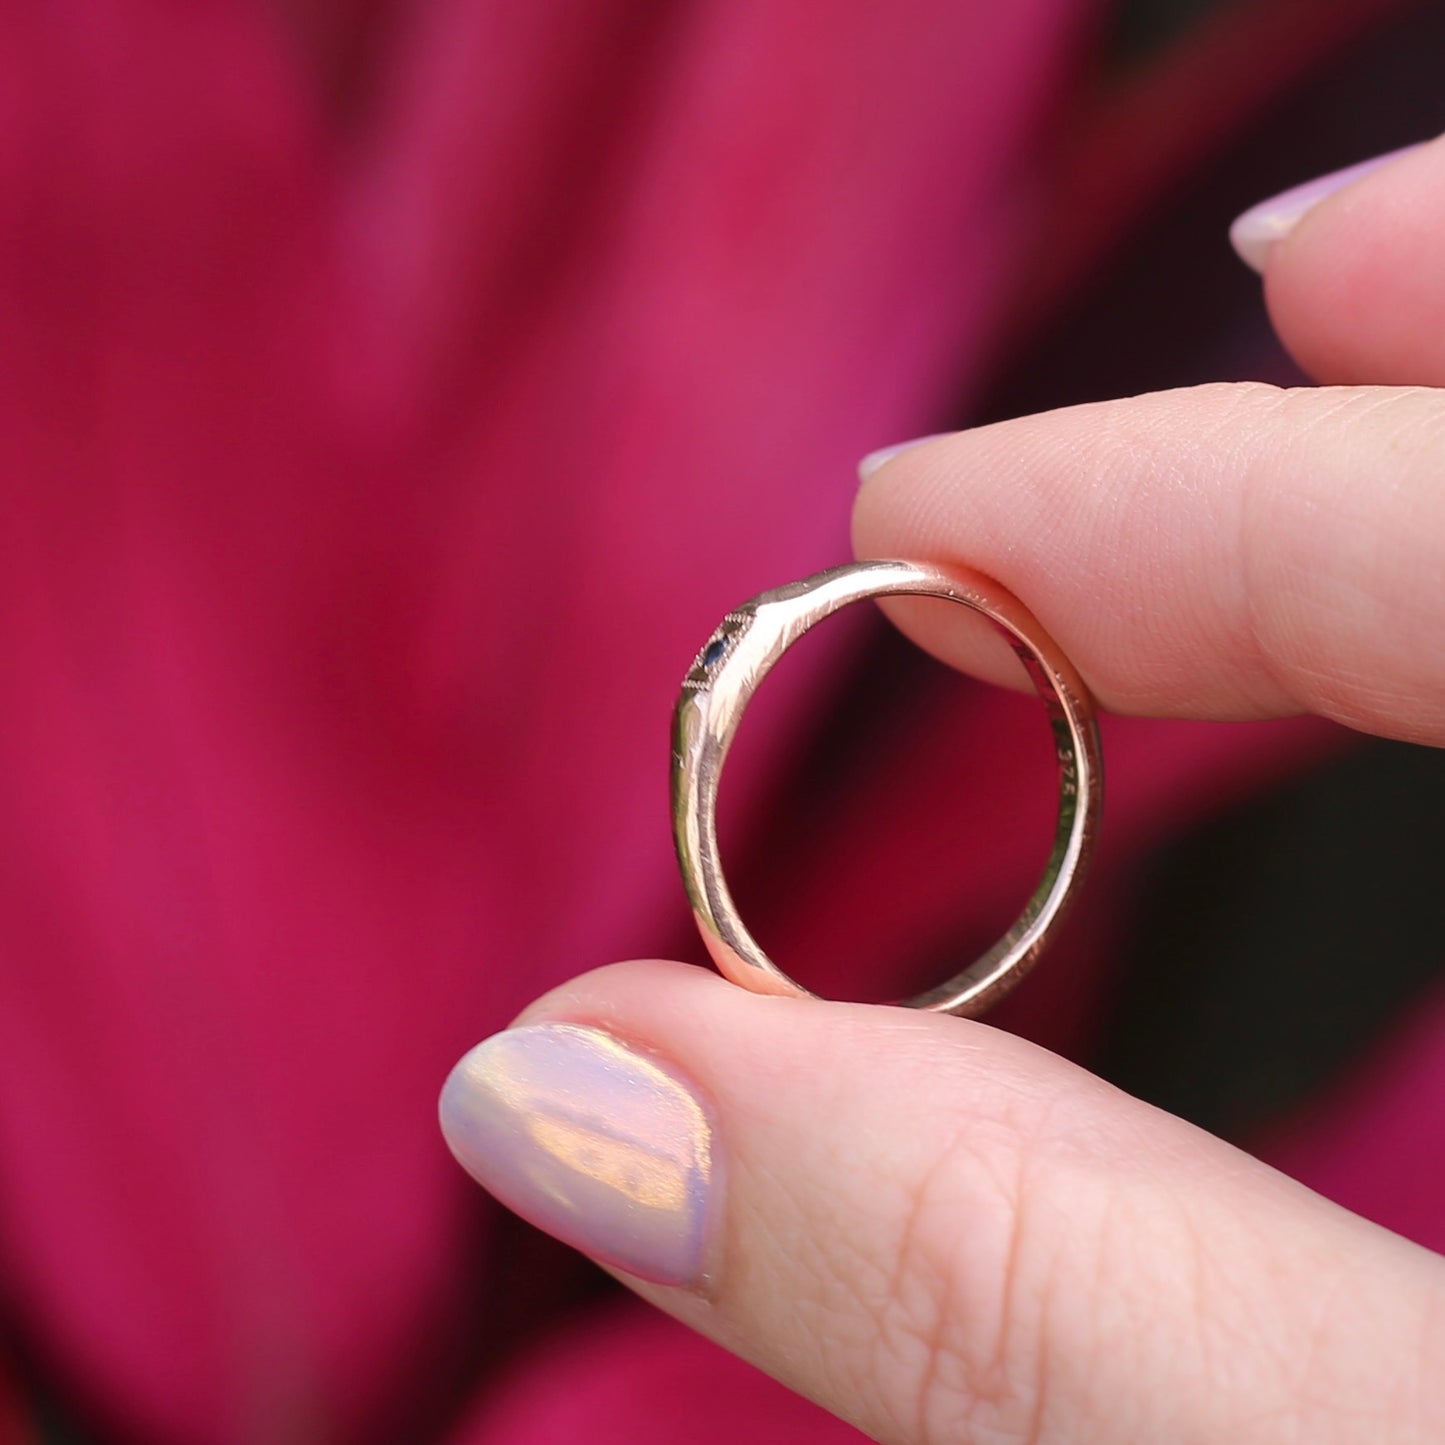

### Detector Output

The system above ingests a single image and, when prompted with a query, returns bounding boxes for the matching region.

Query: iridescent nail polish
[1229,143,1424,273]
[857,431,952,484]
[439,1024,715,1287]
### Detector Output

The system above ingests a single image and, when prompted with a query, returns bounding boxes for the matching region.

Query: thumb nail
[439,1023,717,1288]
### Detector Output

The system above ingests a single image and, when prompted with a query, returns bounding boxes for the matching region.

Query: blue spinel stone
[702,637,728,667]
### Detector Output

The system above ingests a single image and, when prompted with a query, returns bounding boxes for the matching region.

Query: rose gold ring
[671,559,1102,1017]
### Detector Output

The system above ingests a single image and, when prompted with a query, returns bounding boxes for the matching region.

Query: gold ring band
[671,559,1102,1016]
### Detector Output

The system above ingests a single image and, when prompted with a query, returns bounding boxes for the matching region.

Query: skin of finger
[518,961,1445,1445]
[852,381,1445,742]
[1265,135,1445,386]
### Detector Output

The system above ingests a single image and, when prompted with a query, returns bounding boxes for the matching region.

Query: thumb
[441,961,1445,1444]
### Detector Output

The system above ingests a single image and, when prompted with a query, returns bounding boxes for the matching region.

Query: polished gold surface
[671,559,1102,1016]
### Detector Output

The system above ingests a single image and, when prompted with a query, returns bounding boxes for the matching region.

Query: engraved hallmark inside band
[669,559,1102,1018]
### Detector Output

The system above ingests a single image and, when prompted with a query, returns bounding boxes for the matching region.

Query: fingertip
[849,381,1445,740]
[1228,142,1425,277]
[439,1009,720,1289]
[1255,135,1445,385]
[856,432,955,485]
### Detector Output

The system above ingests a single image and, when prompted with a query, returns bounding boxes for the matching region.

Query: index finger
[852,382,1445,743]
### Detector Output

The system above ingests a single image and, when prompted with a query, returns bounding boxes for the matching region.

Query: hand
[441,138,1445,1442]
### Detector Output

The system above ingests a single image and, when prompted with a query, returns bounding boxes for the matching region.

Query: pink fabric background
[0,3,1434,1442]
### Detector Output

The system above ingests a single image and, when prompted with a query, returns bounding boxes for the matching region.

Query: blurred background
[0,1,1441,1441]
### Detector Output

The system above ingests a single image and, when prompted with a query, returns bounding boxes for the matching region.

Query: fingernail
[439,1023,716,1288]
[1229,142,1424,274]
[857,432,951,484]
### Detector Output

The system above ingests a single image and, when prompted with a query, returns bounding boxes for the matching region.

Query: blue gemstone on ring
[702,637,728,667]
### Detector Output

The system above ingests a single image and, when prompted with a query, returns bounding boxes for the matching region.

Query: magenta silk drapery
[0,4,1437,1442]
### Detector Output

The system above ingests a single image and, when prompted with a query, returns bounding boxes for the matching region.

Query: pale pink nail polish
[857,432,952,484]
[439,1024,716,1287]
[1229,143,1425,274]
